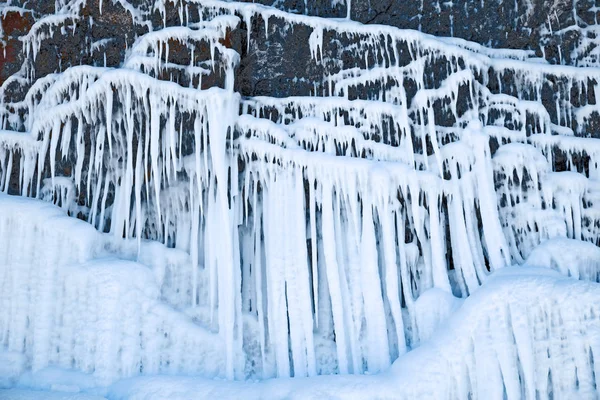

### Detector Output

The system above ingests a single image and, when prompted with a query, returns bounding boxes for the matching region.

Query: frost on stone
[0,0,599,397]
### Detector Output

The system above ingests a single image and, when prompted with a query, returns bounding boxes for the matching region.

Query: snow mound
[0,195,225,386]
[524,238,600,281]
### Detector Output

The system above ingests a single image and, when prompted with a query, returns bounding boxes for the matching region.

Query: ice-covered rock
[0,0,599,397]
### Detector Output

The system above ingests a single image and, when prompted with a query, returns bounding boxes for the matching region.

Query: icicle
[206,93,240,380]
[321,183,349,374]
[149,93,163,231]
[465,122,510,270]
[263,173,290,377]
[252,182,267,377]
[308,175,319,329]
[379,203,407,356]
[447,179,478,296]
[134,139,143,255]
[359,196,390,372]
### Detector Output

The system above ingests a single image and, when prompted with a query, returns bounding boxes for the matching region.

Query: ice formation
[0,0,600,398]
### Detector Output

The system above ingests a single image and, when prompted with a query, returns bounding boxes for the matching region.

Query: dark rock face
[0,9,34,85]
[233,17,322,97]
[2,0,599,139]
[1,0,146,105]
[4,0,598,97]
[0,0,598,139]
[238,0,598,65]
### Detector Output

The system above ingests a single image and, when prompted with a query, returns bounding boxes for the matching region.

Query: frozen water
[0,0,600,398]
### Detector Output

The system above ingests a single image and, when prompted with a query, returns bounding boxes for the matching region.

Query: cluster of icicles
[0,0,599,386]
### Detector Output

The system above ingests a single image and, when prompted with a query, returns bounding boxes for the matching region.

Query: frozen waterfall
[0,0,600,398]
